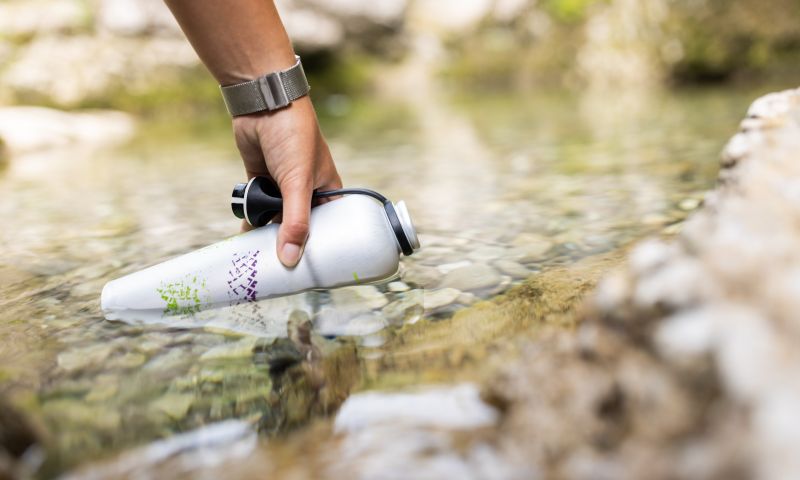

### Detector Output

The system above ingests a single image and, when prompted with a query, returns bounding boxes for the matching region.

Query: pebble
[387,281,410,292]
[382,294,424,324]
[679,198,701,211]
[151,393,195,420]
[437,260,472,274]
[423,288,462,310]
[315,312,387,337]
[333,383,499,433]
[401,264,442,288]
[84,378,119,403]
[467,245,509,262]
[44,399,121,430]
[492,259,531,279]
[200,337,258,361]
[106,352,147,370]
[510,243,554,263]
[439,264,502,292]
[331,285,389,312]
[57,344,114,373]
[457,292,478,305]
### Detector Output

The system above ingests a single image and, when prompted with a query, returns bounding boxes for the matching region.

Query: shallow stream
[0,85,770,476]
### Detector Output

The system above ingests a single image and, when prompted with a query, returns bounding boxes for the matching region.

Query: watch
[220,55,310,117]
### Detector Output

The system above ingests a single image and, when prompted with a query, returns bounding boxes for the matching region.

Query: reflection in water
[0,81,762,475]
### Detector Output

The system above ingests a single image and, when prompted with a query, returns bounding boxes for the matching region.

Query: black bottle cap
[231,182,247,219]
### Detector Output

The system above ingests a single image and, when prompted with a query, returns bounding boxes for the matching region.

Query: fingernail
[280,242,302,267]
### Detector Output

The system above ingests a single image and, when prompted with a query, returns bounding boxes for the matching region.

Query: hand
[232,96,342,268]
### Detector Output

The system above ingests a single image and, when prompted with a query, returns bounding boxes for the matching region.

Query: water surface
[0,85,767,476]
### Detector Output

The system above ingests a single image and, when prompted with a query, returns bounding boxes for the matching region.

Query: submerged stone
[439,264,502,292]
[200,337,259,361]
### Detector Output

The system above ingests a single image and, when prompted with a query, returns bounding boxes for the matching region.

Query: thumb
[277,175,312,268]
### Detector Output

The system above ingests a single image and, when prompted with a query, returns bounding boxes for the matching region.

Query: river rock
[315,311,387,337]
[61,421,256,479]
[401,264,442,288]
[151,393,195,420]
[492,259,530,279]
[387,281,410,292]
[57,344,114,373]
[331,285,389,312]
[439,264,502,292]
[382,294,423,324]
[200,337,259,361]
[334,383,499,433]
[422,288,461,311]
[479,87,800,479]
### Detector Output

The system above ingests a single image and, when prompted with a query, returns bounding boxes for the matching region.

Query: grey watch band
[220,55,310,117]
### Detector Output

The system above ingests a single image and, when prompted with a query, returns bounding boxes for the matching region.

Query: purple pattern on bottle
[227,250,260,303]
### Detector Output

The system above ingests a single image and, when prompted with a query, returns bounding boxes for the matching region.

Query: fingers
[276,174,312,268]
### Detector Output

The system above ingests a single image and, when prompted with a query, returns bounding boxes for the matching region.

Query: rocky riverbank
[61,86,800,479]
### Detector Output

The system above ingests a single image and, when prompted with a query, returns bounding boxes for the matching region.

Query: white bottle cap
[395,200,420,252]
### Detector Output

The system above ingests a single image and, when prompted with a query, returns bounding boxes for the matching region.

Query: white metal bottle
[101,193,420,319]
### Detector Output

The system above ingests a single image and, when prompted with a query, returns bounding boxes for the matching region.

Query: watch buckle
[258,72,289,110]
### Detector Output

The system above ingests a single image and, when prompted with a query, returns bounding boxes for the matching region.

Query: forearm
[164,0,296,85]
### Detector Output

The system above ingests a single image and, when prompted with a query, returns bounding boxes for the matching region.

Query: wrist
[220,55,310,117]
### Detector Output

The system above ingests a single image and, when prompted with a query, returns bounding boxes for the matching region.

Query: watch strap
[220,55,310,117]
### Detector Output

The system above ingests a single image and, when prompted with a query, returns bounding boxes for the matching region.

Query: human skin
[164,0,342,268]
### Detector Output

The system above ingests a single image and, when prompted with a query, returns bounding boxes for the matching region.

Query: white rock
[315,311,387,337]
[387,281,410,292]
[334,383,499,433]
[423,288,461,310]
[493,259,530,279]
[439,264,502,292]
[331,285,389,312]
[437,260,472,274]
[654,308,716,360]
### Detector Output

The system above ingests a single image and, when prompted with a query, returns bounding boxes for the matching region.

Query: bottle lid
[394,200,420,253]
[231,182,247,219]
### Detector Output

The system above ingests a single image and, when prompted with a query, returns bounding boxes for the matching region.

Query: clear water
[0,85,771,476]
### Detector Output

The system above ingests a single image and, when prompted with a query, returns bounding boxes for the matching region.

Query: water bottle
[101,177,420,319]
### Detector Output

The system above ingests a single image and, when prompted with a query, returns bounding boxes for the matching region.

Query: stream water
[0,85,770,477]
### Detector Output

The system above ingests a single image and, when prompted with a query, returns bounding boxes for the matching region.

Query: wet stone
[253,338,303,371]
[316,311,387,337]
[437,260,472,273]
[84,381,118,403]
[382,294,424,325]
[679,197,701,211]
[44,399,121,431]
[106,352,147,370]
[493,259,531,279]
[457,292,478,305]
[151,393,195,420]
[401,264,442,288]
[331,285,389,312]
[387,281,411,292]
[510,233,554,260]
[200,337,259,361]
[423,288,462,311]
[439,264,502,292]
[57,344,114,373]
